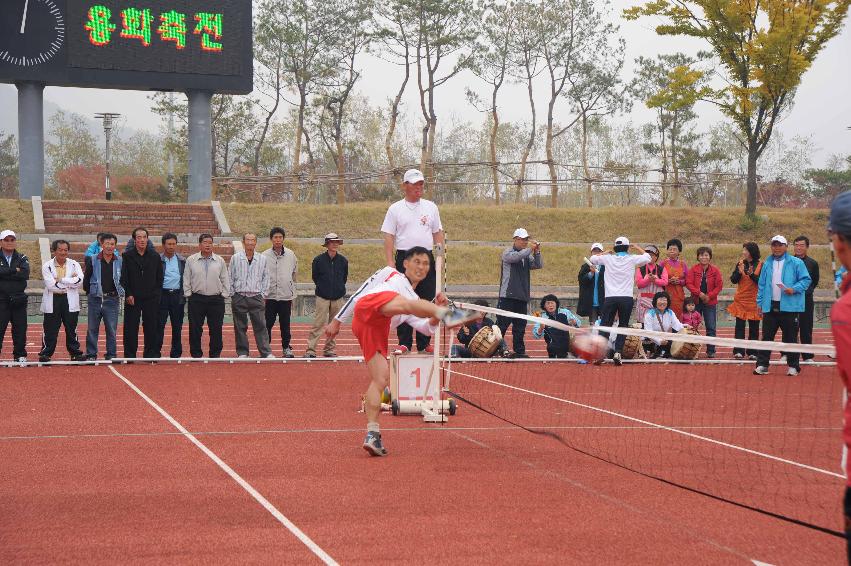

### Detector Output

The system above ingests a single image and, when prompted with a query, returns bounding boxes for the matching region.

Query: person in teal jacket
[753,235,812,376]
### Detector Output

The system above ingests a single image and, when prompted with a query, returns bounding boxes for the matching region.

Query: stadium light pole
[95,112,121,201]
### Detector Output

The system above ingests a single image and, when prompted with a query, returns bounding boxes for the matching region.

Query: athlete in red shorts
[325,247,475,456]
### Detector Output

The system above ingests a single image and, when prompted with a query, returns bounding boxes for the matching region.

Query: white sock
[367,422,380,433]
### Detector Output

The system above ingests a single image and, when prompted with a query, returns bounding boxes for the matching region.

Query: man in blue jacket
[753,235,812,376]
[83,233,123,360]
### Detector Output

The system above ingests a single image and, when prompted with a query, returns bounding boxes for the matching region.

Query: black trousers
[265,299,292,351]
[39,294,81,357]
[496,297,528,355]
[157,290,185,358]
[733,318,760,356]
[600,296,634,354]
[798,294,815,360]
[188,294,225,358]
[124,296,161,358]
[395,249,436,351]
[547,345,569,359]
[756,307,799,369]
[0,298,28,358]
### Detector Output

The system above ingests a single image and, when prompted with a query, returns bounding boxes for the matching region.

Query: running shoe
[733,353,744,360]
[283,347,295,358]
[304,353,317,358]
[753,366,769,375]
[613,352,622,366]
[787,367,800,377]
[393,345,410,355]
[363,431,387,456]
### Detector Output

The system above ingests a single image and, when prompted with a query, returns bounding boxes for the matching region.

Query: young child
[681,296,702,332]
[533,294,580,358]
[453,299,504,357]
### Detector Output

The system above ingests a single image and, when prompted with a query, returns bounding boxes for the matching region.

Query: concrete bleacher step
[41,200,221,236]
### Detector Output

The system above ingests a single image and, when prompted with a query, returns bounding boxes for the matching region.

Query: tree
[539,0,614,207]
[257,0,353,201]
[565,25,627,207]
[317,0,374,204]
[625,0,851,216]
[507,0,544,203]
[0,132,17,198]
[45,111,100,195]
[466,0,517,204]
[804,154,851,202]
[404,0,480,192]
[376,0,414,179]
[631,53,711,206]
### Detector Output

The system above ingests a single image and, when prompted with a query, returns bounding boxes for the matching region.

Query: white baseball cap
[615,236,629,246]
[403,169,425,184]
[591,242,603,251]
[513,228,530,239]
[0,230,16,240]
[770,235,788,245]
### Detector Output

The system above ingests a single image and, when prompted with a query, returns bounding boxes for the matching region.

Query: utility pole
[167,92,175,192]
[95,113,121,201]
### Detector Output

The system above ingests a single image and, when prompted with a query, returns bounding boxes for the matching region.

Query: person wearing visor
[753,235,811,376]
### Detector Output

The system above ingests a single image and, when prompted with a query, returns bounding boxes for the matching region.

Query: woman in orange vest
[727,242,763,359]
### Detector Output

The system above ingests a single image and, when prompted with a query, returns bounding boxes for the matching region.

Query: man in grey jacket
[496,228,543,358]
[262,227,297,358]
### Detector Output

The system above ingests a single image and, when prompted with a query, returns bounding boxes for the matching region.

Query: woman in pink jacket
[635,245,669,325]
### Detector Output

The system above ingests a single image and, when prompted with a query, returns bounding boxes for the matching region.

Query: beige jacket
[183,252,230,297]
[262,247,297,300]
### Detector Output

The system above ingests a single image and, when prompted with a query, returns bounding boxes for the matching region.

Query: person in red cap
[828,190,851,558]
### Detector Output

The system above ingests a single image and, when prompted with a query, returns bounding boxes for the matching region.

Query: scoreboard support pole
[17,82,44,199]
[187,89,213,203]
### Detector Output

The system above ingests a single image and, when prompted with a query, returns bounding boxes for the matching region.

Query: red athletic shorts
[352,291,399,360]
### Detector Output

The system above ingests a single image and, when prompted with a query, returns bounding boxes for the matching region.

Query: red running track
[0,361,844,564]
[1,323,836,361]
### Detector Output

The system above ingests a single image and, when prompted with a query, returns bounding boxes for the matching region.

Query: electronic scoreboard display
[0,0,252,93]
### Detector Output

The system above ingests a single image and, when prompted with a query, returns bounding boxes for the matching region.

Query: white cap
[0,230,16,240]
[403,169,425,184]
[513,228,530,239]
[770,235,788,245]
[615,236,629,246]
[591,242,603,251]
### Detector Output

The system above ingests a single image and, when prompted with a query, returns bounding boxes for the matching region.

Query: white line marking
[446,368,846,479]
[107,365,337,565]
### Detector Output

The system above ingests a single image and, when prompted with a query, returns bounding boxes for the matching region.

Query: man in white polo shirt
[381,168,445,353]
[590,236,651,365]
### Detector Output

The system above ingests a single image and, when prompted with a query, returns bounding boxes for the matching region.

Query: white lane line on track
[107,365,338,566]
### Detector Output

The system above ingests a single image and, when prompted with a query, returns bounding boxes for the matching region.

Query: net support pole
[423,242,446,422]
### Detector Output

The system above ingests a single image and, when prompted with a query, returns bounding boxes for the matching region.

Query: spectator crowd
[0,171,842,371]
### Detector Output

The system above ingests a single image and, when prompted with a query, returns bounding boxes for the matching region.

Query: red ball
[572,334,608,362]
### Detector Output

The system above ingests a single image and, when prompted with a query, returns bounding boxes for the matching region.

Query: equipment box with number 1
[389,353,456,418]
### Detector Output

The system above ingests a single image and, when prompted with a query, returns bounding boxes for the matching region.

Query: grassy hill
[224,203,830,244]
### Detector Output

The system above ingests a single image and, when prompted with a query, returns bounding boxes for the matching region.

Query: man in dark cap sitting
[828,191,851,561]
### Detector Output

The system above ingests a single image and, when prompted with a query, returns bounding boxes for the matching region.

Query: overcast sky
[3,1,849,166]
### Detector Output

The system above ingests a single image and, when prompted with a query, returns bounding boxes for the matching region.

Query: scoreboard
[0,0,252,93]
